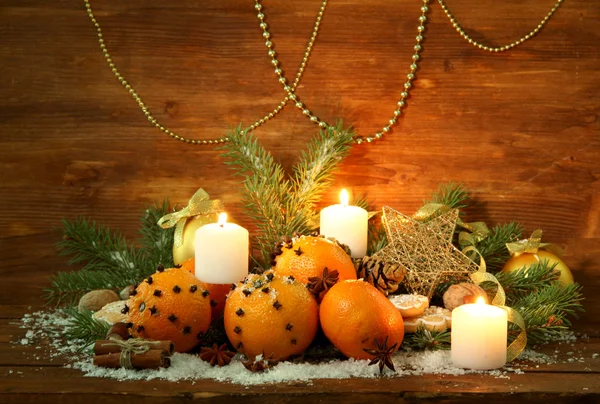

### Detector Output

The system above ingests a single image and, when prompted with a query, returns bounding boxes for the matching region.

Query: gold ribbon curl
[465,247,527,362]
[157,188,224,248]
[506,229,563,257]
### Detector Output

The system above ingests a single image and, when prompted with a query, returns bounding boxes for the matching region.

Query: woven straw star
[373,206,479,299]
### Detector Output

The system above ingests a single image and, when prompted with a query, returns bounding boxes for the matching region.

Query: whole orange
[178,257,231,320]
[127,267,211,353]
[320,279,404,360]
[224,271,319,360]
[272,235,356,286]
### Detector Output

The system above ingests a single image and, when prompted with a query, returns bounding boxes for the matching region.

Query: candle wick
[219,224,224,228]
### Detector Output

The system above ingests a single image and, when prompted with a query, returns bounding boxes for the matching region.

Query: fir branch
[402,327,451,351]
[286,123,354,235]
[62,307,110,348]
[511,282,584,346]
[45,268,134,306]
[55,217,149,274]
[425,182,469,210]
[495,259,560,306]
[220,122,355,268]
[475,222,523,272]
[138,199,175,269]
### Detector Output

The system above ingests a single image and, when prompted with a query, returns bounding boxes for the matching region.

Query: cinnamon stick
[94,340,174,356]
[93,349,170,369]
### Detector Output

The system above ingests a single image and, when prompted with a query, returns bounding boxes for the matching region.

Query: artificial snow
[14,309,597,386]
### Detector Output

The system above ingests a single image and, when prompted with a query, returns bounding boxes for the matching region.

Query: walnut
[442,282,488,311]
[78,289,120,312]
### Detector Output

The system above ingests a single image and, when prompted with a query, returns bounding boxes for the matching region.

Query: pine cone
[354,256,406,296]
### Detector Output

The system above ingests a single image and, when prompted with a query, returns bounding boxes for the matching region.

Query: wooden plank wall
[1,1,598,332]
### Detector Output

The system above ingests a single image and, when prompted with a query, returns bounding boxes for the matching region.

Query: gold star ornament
[373,206,479,299]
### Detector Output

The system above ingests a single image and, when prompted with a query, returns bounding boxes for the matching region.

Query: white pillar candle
[451,297,508,370]
[319,189,368,258]
[195,213,249,284]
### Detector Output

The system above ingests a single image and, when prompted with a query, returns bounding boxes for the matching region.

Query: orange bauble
[502,250,574,285]
[224,271,319,360]
[272,235,356,289]
[320,280,404,360]
[127,267,211,353]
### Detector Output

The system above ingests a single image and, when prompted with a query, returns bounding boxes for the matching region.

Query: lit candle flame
[340,189,349,207]
[475,296,486,305]
[218,212,227,227]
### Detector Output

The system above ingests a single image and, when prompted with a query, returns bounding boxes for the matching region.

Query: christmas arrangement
[18,0,585,385]
[28,123,584,383]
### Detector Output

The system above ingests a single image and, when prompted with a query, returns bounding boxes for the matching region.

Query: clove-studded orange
[179,257,231,320]
[272,235,356,292]
[224,270,319,360]
[126,267,211,353]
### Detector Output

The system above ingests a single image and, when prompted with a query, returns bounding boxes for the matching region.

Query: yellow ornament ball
[502,250,574,285]
[172,214,219,266]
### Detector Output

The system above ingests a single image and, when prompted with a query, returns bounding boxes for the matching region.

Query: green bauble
[172,214,219,266]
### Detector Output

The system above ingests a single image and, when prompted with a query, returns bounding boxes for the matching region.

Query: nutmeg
[78,289,120,312]
[442,282,488,311]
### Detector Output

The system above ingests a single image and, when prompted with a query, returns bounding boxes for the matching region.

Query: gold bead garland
[83,0,326,145]
[438,0,564,52]
[255,0,432,145]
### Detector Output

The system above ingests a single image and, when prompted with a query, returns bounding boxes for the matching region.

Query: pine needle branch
[425,182,469,210]
[138,199,175,269]
[495,259,560,306]
[402,327,451,351]
[287,123,354,236]
[62,307,110,348]
[55,218,149,273]
[510,282,584,346]
[475,222,523,272]
[219,122,355,268]
[44,268,134,307]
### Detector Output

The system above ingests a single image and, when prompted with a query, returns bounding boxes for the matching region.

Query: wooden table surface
[2,292,599,403]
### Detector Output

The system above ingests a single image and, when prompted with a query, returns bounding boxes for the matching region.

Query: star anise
[199,343,235,367]
[242,353,280,372]
[307,267,339,296]
[363,336,397,374]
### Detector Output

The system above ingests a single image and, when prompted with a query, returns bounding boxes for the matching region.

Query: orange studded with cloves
[224,270,319,360]
[126,267,211,353]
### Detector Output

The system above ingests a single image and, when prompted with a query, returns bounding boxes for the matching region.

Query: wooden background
[0,0,599,334]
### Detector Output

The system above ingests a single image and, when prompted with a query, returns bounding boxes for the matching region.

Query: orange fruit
[127,267,211,353]
[272,235,356,287]
[320,279,404,360]
[178,257,230,320]
[224,270,319,360]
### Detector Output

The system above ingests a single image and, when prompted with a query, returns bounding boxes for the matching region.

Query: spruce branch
[511,282,584,346]
[62,307,110,348]
[494,259,561,306]
[138,199,175,269]
[56,218,149,273]
[425,182,469,210]
[220,122,355,268]
[403,327,451,351]
[475,222,523,272]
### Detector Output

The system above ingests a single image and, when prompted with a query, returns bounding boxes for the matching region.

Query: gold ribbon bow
[467,248,527,362]
[505,229,563,257]
[157,188,224,248]
[105,339,164,369]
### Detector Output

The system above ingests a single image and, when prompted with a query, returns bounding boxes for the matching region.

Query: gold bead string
[438,0,564,52]
[83,0,327,145]
[255,0,431,144]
